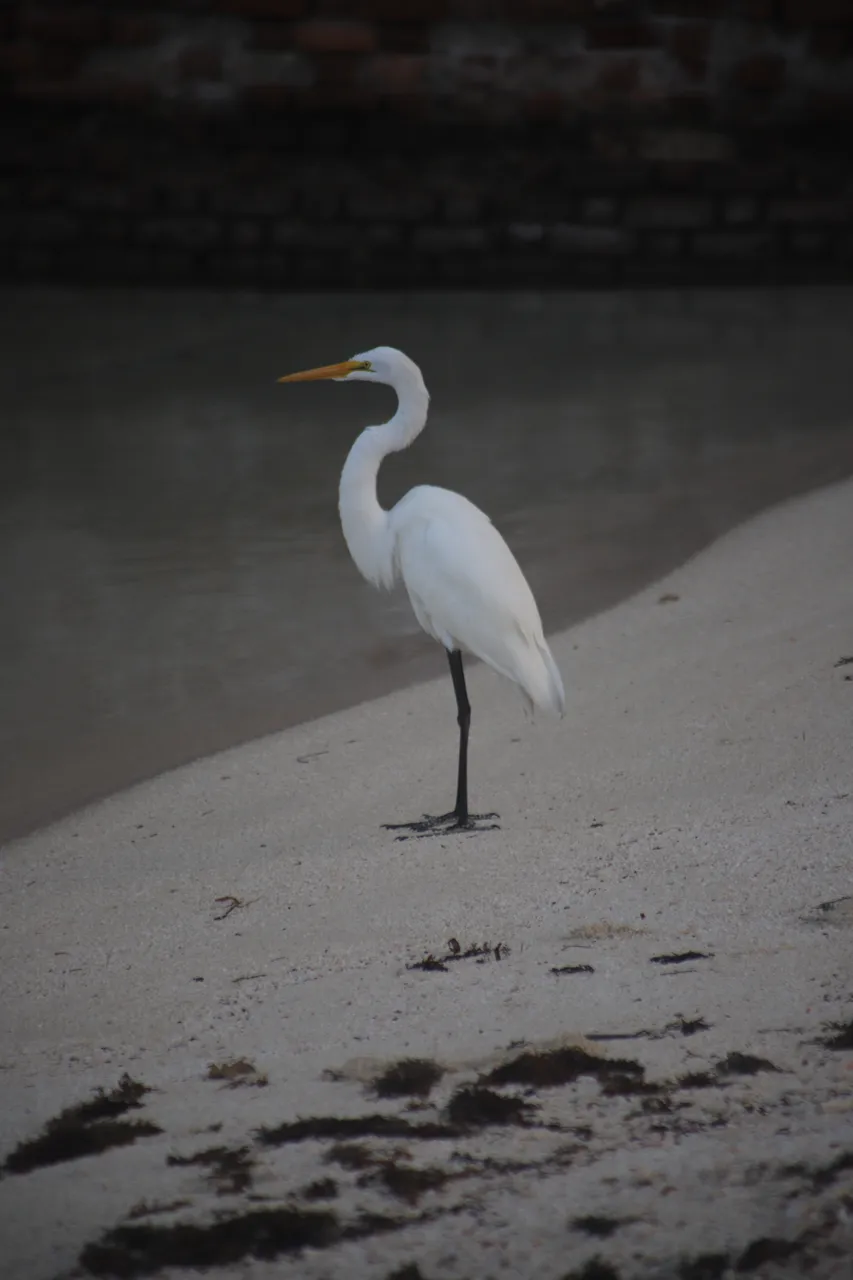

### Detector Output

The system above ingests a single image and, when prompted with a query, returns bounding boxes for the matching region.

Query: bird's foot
[383,811,500,841]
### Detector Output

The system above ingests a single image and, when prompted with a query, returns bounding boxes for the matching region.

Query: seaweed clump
[4,1074,160,1175]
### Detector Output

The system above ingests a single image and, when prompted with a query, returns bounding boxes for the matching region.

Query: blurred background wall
[1,0,852,287]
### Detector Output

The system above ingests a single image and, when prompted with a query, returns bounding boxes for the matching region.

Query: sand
[1,477,852,1280]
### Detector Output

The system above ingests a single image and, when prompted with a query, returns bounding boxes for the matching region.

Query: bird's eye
[357,360,373,372]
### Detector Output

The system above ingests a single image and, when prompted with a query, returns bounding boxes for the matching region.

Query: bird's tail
[490,630,565,719]
[526,635,566,717]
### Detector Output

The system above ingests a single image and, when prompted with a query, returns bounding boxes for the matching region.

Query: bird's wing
[391,487,565,715]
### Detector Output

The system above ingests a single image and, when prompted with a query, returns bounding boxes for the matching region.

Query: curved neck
[338,373,430,589]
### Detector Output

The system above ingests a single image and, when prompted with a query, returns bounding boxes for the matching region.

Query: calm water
[2,287,853,844]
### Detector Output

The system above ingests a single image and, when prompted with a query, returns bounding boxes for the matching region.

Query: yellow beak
[278,360,368,383]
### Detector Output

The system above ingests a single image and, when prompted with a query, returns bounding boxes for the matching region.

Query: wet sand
[1,478,851,1278]
[3,287,853,843]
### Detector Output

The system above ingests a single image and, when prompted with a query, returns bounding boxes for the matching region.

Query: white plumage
[390,486,564,716]
[279,345,564,832]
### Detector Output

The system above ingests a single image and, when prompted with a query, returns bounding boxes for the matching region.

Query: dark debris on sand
[323,1142,453,1204]
[562,1259,622,1280]
[371,1059,445,1100]
[57,1018,836,1279]
[446,1086,534,1128]
[167,1145,255,1196]
[484,1045,645,1092]
[3,1074,160,1175]
[79,1207,341,1276]
[301,1177,339,1201]
[676,1072,719,1091]
[672,1016,711,1037]
[324,1142,376,1170]
[588,1015,710,1043]
[81,1198,422,1276]
[365,1159,452,1205]
[650,951,713,965]
[206,1059,268,1089]
[407,955,449,972]
[735,1236,803,1271]
[408,940,509,973]
[126,1200,190,1221]
[469,1040,781,1113]
[571,1214,634,1238]
[679,1254,730,1280]
[782,1150,853,1191]
[716,1052,779,1076]
[257,1114,459,1148]
[671,1053,779,1092]
[811,1151,853,1189]
[818,1018,853,1050]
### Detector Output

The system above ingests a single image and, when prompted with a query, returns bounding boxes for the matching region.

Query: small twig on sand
[213,896,243,921]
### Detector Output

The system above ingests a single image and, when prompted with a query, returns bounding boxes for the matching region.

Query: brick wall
[1,1,852,287]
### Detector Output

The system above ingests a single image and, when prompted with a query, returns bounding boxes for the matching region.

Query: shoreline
[1,476,852,1279]
[5,436,853,851]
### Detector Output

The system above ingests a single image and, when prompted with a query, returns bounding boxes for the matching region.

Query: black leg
[383,648,500,840]
[448,648,470,822]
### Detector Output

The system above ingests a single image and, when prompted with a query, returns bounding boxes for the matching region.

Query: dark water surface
[2,287,852,844]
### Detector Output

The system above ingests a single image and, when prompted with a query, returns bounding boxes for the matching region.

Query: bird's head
[278,346,424,393]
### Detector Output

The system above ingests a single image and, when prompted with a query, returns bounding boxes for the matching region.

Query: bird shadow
[382,813,500,842]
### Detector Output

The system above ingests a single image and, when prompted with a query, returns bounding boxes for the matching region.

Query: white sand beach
[1,477,852,1280]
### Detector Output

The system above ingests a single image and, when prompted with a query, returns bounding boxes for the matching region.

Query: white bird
[279,346,564,835]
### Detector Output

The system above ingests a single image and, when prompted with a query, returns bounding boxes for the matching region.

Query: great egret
[279,346,564,834]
